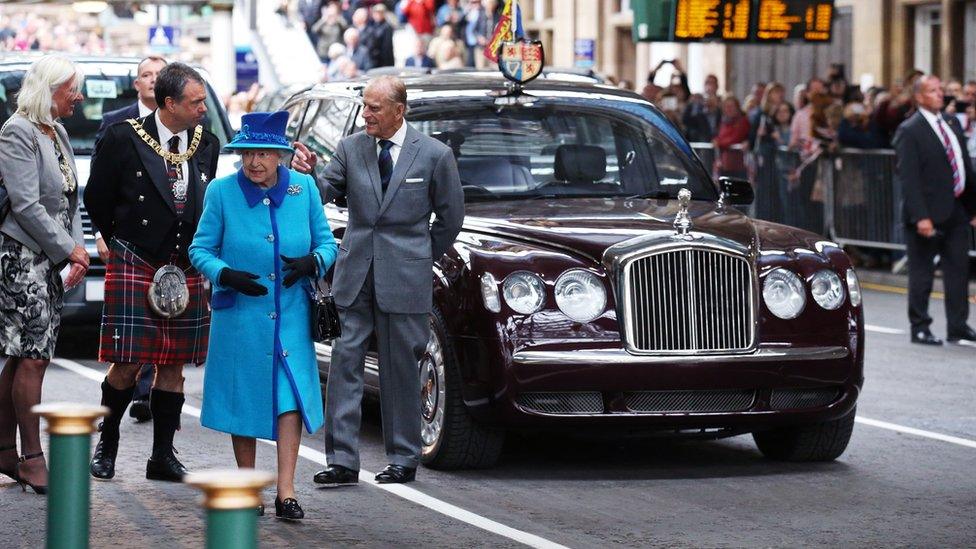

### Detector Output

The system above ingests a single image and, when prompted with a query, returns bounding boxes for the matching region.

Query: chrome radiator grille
[624,249,754,353]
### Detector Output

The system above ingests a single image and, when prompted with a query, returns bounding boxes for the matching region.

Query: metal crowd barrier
[689,143,976,258]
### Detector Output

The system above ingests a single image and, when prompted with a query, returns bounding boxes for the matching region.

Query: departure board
[631,0,835,43]
[672,0,751,41]
[754,0,834,42]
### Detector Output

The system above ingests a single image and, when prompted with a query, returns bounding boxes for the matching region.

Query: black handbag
[310,279,341,342]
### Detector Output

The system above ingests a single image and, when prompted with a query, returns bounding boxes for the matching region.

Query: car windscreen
[407,97,716,203]
[0,69,230,155]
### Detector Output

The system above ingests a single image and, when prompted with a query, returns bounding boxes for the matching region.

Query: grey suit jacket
[0,114,84,265]
[321,124,464,314]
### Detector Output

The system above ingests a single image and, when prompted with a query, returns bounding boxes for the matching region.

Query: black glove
[281,254,317,288]
[219,268,268,296]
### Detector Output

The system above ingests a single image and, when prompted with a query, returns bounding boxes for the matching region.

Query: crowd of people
[289,0,504,81]
[643,61,976,164]
[0,10,105,55]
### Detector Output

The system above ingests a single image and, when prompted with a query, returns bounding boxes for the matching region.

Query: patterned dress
[0,134,75,359]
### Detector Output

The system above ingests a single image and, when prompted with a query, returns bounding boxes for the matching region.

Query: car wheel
[752,406,856,461]
[420,308,504,470]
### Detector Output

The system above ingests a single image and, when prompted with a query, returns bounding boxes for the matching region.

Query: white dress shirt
[919,107,967,189]
[375,121,408,167]
[137,100,153,118]
[154,110,189,190]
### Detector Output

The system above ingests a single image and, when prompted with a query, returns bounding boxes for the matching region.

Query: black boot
[91,379,133,480]
[146,389,188,482]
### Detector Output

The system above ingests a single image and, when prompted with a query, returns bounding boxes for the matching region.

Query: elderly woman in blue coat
[189,111,337,520]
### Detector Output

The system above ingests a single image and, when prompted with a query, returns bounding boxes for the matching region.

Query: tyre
[420,308,504,470]
[752,407,856,461]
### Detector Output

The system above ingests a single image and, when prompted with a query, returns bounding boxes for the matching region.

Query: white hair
[16,54,85,126]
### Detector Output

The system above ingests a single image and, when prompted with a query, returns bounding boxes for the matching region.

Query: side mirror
[718,176,754,205]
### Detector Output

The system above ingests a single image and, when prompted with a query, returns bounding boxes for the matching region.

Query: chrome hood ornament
[673,188,693,236]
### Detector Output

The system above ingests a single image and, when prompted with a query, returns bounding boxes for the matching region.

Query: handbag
[310,278,341,342]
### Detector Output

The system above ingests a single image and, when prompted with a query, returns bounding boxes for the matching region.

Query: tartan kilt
[98,238,209,365]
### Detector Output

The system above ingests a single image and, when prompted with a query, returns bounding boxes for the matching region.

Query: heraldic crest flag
[483,0,525,62]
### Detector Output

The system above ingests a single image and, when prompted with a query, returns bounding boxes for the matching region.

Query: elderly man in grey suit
[293,75,464,484]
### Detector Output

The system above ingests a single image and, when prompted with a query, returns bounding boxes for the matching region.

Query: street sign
[235,46,259,93]
[574,39,595,69]
[148,25,178,52]
[632,0,674,42]
[631,0,834,43]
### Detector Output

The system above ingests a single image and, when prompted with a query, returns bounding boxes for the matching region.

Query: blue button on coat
[190,166,338,440]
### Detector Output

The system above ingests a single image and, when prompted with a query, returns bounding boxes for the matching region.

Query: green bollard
[185,469,275,549]
[32,403,108,549]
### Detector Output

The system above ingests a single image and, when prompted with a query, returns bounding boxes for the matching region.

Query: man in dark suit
[894,74,976,345]
[298,0,324,49]
[84,63,221,482]
[93,55,168,424]
[293,76,464,485]
[365,3,395,69]
[404,36,435,69]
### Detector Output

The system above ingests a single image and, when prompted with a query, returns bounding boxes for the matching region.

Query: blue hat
[225,111,294,153]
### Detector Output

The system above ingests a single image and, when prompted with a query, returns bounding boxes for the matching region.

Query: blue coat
[189,166,337,440]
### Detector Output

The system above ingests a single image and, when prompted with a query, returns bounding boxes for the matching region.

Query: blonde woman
[0,54,89,495]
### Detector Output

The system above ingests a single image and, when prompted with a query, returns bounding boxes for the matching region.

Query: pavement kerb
[855,268,976,297]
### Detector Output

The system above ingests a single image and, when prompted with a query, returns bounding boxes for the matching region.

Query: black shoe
[146,450,188,482]
[275,497,304,520]
[947,326,976,345]
[312,464,358,486]
[90,440,118,480]
[374,464,416,484]
[16,452,47,495]
[911,329,943,345]
[129,399,152,423]
[257,503,265,516]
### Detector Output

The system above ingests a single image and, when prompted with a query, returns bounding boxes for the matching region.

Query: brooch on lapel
[287,185,303,196]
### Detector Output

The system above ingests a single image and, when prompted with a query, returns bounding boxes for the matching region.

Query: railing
[689,143,976,258]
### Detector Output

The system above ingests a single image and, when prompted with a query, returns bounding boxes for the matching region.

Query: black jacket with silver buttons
[85,113,220,263]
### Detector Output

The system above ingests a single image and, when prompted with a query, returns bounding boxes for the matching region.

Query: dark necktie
[378,139,394,194]
[166,135,186,215]
[935,118,964,197]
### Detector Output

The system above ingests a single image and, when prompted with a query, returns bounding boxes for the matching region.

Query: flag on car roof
[484,0,525,63]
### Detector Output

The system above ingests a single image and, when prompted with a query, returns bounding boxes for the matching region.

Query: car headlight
[763,268,805,319]
[502,271,546,314]
[810,269,845,310]
[554,269,606,322]
[846,268,861,307]
[480,272,500,312]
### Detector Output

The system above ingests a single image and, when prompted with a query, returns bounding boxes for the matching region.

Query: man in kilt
[84,63,220,481]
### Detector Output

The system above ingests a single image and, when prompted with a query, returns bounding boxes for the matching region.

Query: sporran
[148,264,190,318]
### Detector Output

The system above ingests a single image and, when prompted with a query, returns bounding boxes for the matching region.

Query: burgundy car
[282,73,864,469]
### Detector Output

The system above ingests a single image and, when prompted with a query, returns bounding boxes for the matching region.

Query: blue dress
[190,166,337,440]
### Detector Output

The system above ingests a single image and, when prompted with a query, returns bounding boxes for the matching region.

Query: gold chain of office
[126,119,203,164]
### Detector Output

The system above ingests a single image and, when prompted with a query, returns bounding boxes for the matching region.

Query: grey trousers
[325,269,429,470]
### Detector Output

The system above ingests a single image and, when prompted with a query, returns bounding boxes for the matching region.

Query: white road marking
[51,358,569,549]
[855,416,976,450]
[864,324,906,335]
